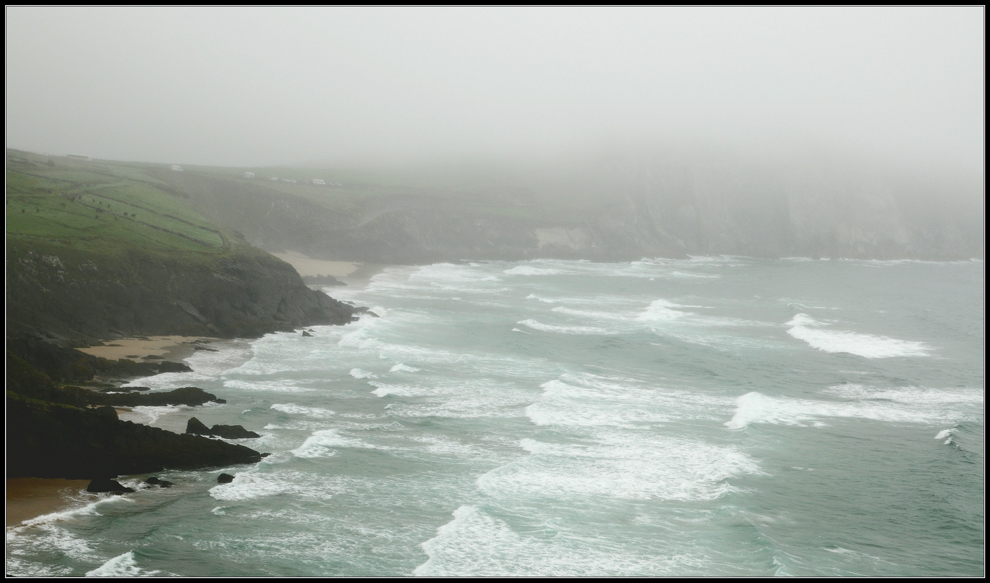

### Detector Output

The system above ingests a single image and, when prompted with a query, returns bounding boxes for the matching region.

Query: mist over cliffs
[155,145,984,264]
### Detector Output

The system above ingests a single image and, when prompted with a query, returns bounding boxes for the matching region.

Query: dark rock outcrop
[217,473,235,484]
[186,417,260,439]
[7,334,190,384]
[209,425,261,439]
[87,478,135,494]
[186,417,212,436]
[144,476,174,488]
[6,356,264,479]
[73,386,226,407]
[302,274,346,286]
[6,356,226,408]
[7,240,359,344]
[7,392,264,479]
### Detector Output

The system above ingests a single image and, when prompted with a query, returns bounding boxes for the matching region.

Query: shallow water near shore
[6,257,984,576]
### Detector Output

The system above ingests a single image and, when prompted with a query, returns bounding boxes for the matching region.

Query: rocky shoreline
[6,351,266,480]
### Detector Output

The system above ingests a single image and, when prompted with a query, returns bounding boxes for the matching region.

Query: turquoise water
[6,257,984,576]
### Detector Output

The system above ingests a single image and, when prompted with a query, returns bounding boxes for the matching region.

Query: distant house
[171,165,183,172]
[67,154,90,161]
[244,172,255,179]
[312,179,325,185]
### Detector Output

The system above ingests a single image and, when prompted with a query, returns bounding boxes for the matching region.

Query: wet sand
[76,335,217,362]
[271,250,359,277]
[6,478,91,527]
[271,249,388,287]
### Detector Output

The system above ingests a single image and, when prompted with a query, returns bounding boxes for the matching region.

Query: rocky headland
[6,149,365,486]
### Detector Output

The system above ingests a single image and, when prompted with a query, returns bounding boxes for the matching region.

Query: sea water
[6,257,984,576]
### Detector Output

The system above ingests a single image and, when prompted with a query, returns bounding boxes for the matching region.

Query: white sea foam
[637,299,689,322]
[786,314,930,358]
[120,371,215,391]
[223,379,312,393]
[390,363,420,373]
[370,382,424,397]
[208,470,341,501]
[724,391,975,430]
[183,340,255,376]
[414,504,697,576]
[116,404,191,426]
[823,385,983,408]
[411,263,501,283]
[516,319,615,335]
[350,368,376,379]
[377,378,532,419]
[86,551,160,577]
[483,431,759,501]
[551,306,629,321]
[525,374,732,429]
[934,428,953,440]
[503,266,562,276]
[270,403,335,418]
[291,429,372,458]
[526,293,559,303]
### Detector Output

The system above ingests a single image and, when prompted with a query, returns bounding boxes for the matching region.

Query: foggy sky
[5,7,984,177]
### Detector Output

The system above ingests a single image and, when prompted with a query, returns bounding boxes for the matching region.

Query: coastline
[76,335,218,363]
[8,335,225,526]
[270,249,388,288]
[6,478,91,528]
[6,261,378,528]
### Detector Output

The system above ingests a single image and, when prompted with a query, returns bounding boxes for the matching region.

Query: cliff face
[7,240,357,343]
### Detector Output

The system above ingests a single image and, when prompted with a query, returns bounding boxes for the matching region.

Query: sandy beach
[271,250,359,277]
[271,250,387,286]
[6,478,92,527]
[76,335,218,362]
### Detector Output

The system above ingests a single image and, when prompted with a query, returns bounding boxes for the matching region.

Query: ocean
[6,257,984,576]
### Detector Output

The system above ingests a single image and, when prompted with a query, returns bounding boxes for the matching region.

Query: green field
[7,150,226,259]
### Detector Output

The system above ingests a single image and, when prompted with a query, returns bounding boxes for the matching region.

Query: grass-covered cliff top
[6,149,265,263]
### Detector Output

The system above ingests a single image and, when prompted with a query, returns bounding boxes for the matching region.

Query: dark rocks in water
[210,425,261,439]
[6,334,182,384]
[7,390,265,479]
[144,476,174,488]
[186,417,260,439]
[302,274,346,286]
[186,416,212,436]
[156,361,191,373]
[87,478,135,494]
[93,405,118,421]
[7,352,224,409]
[61,386,227,407]
[217,473,235,484]
[302,330,313,337]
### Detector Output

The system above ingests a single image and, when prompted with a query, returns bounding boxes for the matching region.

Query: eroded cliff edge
[7,237,358,344]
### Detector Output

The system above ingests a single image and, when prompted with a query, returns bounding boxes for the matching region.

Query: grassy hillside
[6,149,357,343]
[7,150,226,259]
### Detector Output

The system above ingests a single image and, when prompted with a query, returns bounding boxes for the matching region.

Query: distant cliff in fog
[150,147,984,263]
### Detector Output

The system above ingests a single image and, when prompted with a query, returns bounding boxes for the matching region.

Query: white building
[171,165,183,172]
[244,172,255,178]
